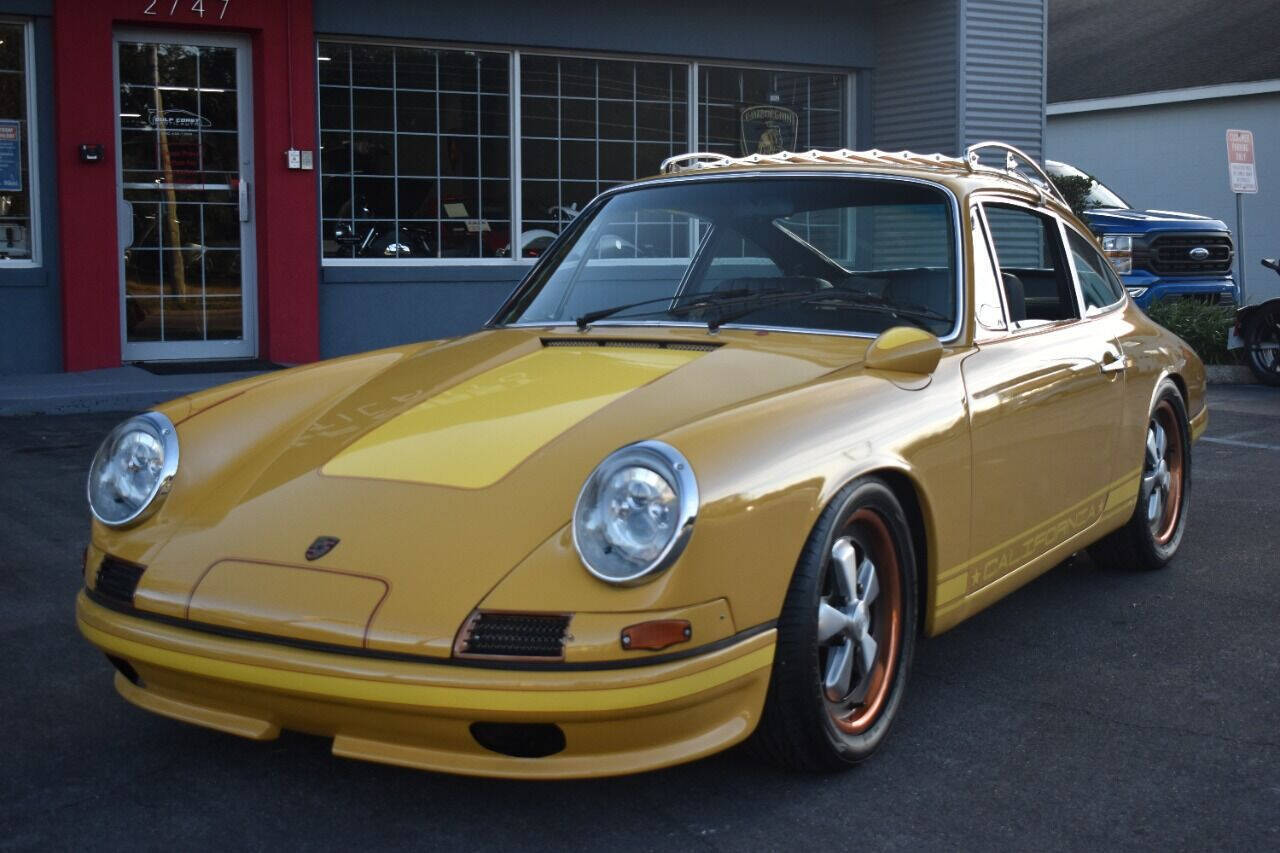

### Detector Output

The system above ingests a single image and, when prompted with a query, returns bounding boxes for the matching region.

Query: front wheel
[1244,306,1280,387]
[751,477,918,770]
[1090,380,1190,570]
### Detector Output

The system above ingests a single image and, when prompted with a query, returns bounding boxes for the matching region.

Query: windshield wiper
[704,290,950,333]
[574,289,752,330]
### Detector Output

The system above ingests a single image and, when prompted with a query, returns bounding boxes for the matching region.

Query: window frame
[490,171,967,343]
[0,17,40,269]
[1061,220,1127,317]
[977,198,1082,335]
[314,35,857,268]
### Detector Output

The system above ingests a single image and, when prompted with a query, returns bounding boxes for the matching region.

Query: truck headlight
[1102,235,1135,275]
[573,440,698,585]
[87,412,180,527]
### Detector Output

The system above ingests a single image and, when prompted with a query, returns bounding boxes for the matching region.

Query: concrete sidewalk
[0,365,273,416]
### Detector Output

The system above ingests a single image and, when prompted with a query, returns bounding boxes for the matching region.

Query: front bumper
[1124,273,1237,309]
[76,591,775,779]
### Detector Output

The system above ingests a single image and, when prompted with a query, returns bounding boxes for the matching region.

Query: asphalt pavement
[1,386,1277,851]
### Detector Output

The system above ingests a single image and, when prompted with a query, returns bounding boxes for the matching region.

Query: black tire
[750,476,918,770]
[1244,306,1280,387]
[1090,380,1190,571]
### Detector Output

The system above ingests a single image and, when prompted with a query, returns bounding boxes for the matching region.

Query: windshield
[1045,161,1130,209]
[498,176,958,337]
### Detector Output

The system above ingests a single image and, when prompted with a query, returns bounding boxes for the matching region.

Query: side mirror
[864,326,943,376]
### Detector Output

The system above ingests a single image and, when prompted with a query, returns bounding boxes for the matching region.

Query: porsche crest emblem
[305,536,340,561]
[740,105,799,156]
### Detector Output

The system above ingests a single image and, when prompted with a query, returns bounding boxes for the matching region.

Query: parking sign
[1227,129,1258,193]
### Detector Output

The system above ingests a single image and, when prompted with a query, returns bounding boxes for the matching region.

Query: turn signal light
[620,619,692,651]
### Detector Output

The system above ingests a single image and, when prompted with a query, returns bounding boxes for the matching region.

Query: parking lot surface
[2,386,1277,851]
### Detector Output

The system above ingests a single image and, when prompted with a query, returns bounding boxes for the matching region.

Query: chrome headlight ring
[572,440,699,586]
[86,411,180,527]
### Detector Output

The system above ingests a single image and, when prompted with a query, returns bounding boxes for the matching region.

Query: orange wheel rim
[816,508,903,735]
[1145,400,1184,546]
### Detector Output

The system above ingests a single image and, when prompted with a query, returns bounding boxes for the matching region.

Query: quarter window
[0,20,36,263]
[1065,227,1125,312]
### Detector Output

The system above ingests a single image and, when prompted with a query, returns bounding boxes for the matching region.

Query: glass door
[115,31,256,361]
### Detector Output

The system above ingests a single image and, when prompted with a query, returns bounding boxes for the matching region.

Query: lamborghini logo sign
[740,105,799,156]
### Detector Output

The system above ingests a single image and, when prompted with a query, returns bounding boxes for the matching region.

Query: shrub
[1146,298,1235,364]
[1048,173,1094,219]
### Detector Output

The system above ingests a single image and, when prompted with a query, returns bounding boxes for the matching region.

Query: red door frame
[53,0,319,370]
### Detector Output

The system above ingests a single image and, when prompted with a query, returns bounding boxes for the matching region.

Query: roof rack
[660,148,970,175]
[658,143,1069,208]
[964,141,1069,208]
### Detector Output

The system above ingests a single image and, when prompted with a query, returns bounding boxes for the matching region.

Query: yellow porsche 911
[77,144,1205,778]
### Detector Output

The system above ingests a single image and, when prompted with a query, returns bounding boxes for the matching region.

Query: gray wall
[0,9,59,375]
[1047,92,1280,302]
[320,265,529,356]
[313,0,877,69]
[874,0,1046,160]
[872,0,958,154]
[960,0,1045,160]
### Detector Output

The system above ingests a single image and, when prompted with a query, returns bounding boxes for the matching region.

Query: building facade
[0,0,1047,374]
[1045,0,1280,304]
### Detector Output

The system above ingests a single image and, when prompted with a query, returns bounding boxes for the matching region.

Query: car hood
[122,326,868,657]
[1082,207,1230,234]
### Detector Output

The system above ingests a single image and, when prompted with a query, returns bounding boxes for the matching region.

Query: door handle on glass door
[239,179,251,222]
[118,199,134,250]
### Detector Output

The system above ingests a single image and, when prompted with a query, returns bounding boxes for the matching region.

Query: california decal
[740,105,799,156]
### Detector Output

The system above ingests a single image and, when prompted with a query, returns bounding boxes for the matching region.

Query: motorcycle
[1233,258,1280,386]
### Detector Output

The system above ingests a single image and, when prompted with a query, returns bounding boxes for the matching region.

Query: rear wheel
[1090,381,1190,570]
[1245,305,1280,387]
[751,477,917,770]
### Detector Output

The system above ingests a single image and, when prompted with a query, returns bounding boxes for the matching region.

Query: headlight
[87,412,179,527]
[1126,286,1148,299]
[572,440,698,585]
[1102,234,1135,275]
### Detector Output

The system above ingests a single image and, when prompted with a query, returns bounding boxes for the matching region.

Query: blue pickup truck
[1045,160,1237,309]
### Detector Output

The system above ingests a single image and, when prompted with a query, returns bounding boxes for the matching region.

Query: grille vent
[455,611,571,660]
[1145,234,1233,276]
[542,338,717,352]
[94,555,145,606]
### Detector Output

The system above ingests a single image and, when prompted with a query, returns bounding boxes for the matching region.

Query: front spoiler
[76,591,775,778]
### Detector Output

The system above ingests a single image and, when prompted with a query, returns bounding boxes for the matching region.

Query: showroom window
[0,20,38,264]
[520,54,688,253]
[316,41,850,265]
[318,42,511,259]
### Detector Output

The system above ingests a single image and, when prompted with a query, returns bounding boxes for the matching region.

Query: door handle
[238,179,251,223]
[118,199,134,251]
[1100,350,1127,374]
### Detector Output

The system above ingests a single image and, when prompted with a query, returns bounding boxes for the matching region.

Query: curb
[1205,364,1257,385]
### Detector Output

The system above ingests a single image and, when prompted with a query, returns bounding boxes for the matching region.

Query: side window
[983,204,1078,324]
[1065,228,1125,312]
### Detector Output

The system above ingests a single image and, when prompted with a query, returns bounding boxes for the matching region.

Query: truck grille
[455,611,570,660]
[1146,234,1233,276]
[94,555,145,606]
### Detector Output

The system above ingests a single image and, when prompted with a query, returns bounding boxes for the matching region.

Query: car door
[960,201,1126,594]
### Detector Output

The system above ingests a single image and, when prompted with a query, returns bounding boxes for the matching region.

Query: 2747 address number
[144,0,230,19]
